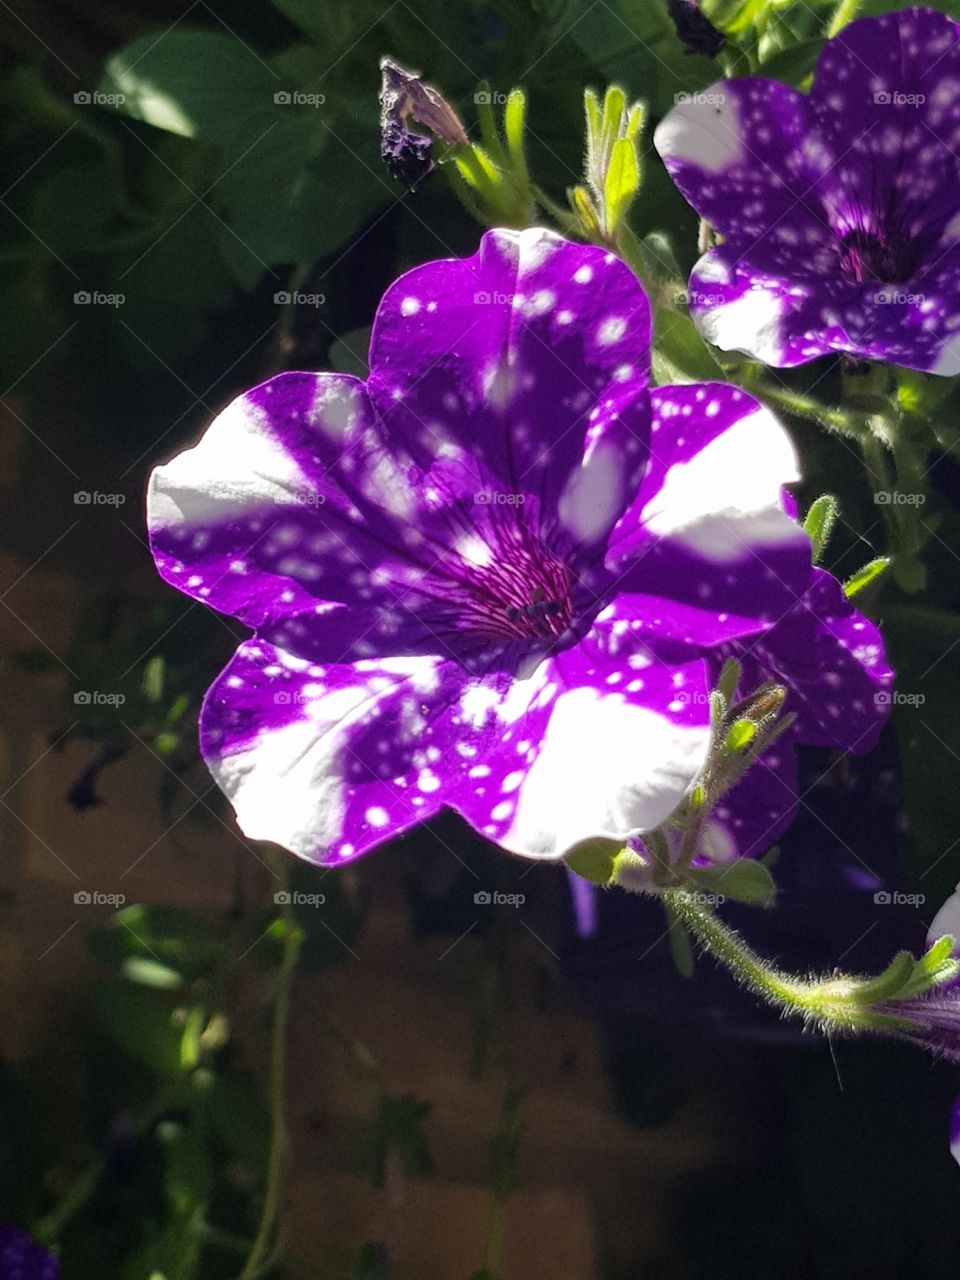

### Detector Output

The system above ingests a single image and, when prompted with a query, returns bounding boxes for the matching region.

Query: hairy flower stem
[827,0,864,37]
[661,888,920,1035]
[235,855,302,1280]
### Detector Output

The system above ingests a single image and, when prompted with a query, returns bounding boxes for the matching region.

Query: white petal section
[204,653,448,863]
[499,684,711,858]
[693,277,785,364]
[149,389,319,526]
[640,404,800,560]
[653,84,744,174]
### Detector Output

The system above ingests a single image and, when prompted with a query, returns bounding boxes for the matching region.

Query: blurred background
[1,1,960,1276]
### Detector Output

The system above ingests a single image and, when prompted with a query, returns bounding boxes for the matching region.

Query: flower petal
[606,383,812,648]
[707,744,798,863]
[725,567,893,753]
[366,226,652,543]
[811,8,960,247]
[472,614,713,859]
[655,78,831,243]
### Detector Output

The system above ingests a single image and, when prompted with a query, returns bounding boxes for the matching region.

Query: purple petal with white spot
[607,383,813,646]
[712,567,893,755]
[705,742,798,863]
[655,9,960,372]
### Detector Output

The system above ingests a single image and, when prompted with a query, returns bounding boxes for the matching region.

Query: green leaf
[844,556,890,598]
[691,858,777,907]
[803,493,838,563]
[603,137,640,232]
[101,32,280,142]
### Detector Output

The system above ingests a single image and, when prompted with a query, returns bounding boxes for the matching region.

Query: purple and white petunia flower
[655,7,960,373]
[148,228,813,867]
[0,1225,59,1279]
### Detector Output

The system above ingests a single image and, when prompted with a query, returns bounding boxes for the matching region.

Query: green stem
[234,857,301,1280]
[750,379,871,436]
[827,0,863,37]
[661,889,914,1034]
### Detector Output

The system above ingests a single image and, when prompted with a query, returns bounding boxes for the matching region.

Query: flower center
[456,549,574,643]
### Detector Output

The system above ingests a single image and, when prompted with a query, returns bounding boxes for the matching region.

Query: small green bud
[564,836,624,885]
[803,493,838,563]
[724,719,757,753]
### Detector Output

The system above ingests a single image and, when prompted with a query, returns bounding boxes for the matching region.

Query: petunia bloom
[148,228,813,867]
[655,7,960,373]
[0,1226,59,1279]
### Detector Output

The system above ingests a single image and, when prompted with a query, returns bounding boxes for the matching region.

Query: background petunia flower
[654,7,960,373]
[0,1225,59,1279]
[148,228,811,867]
